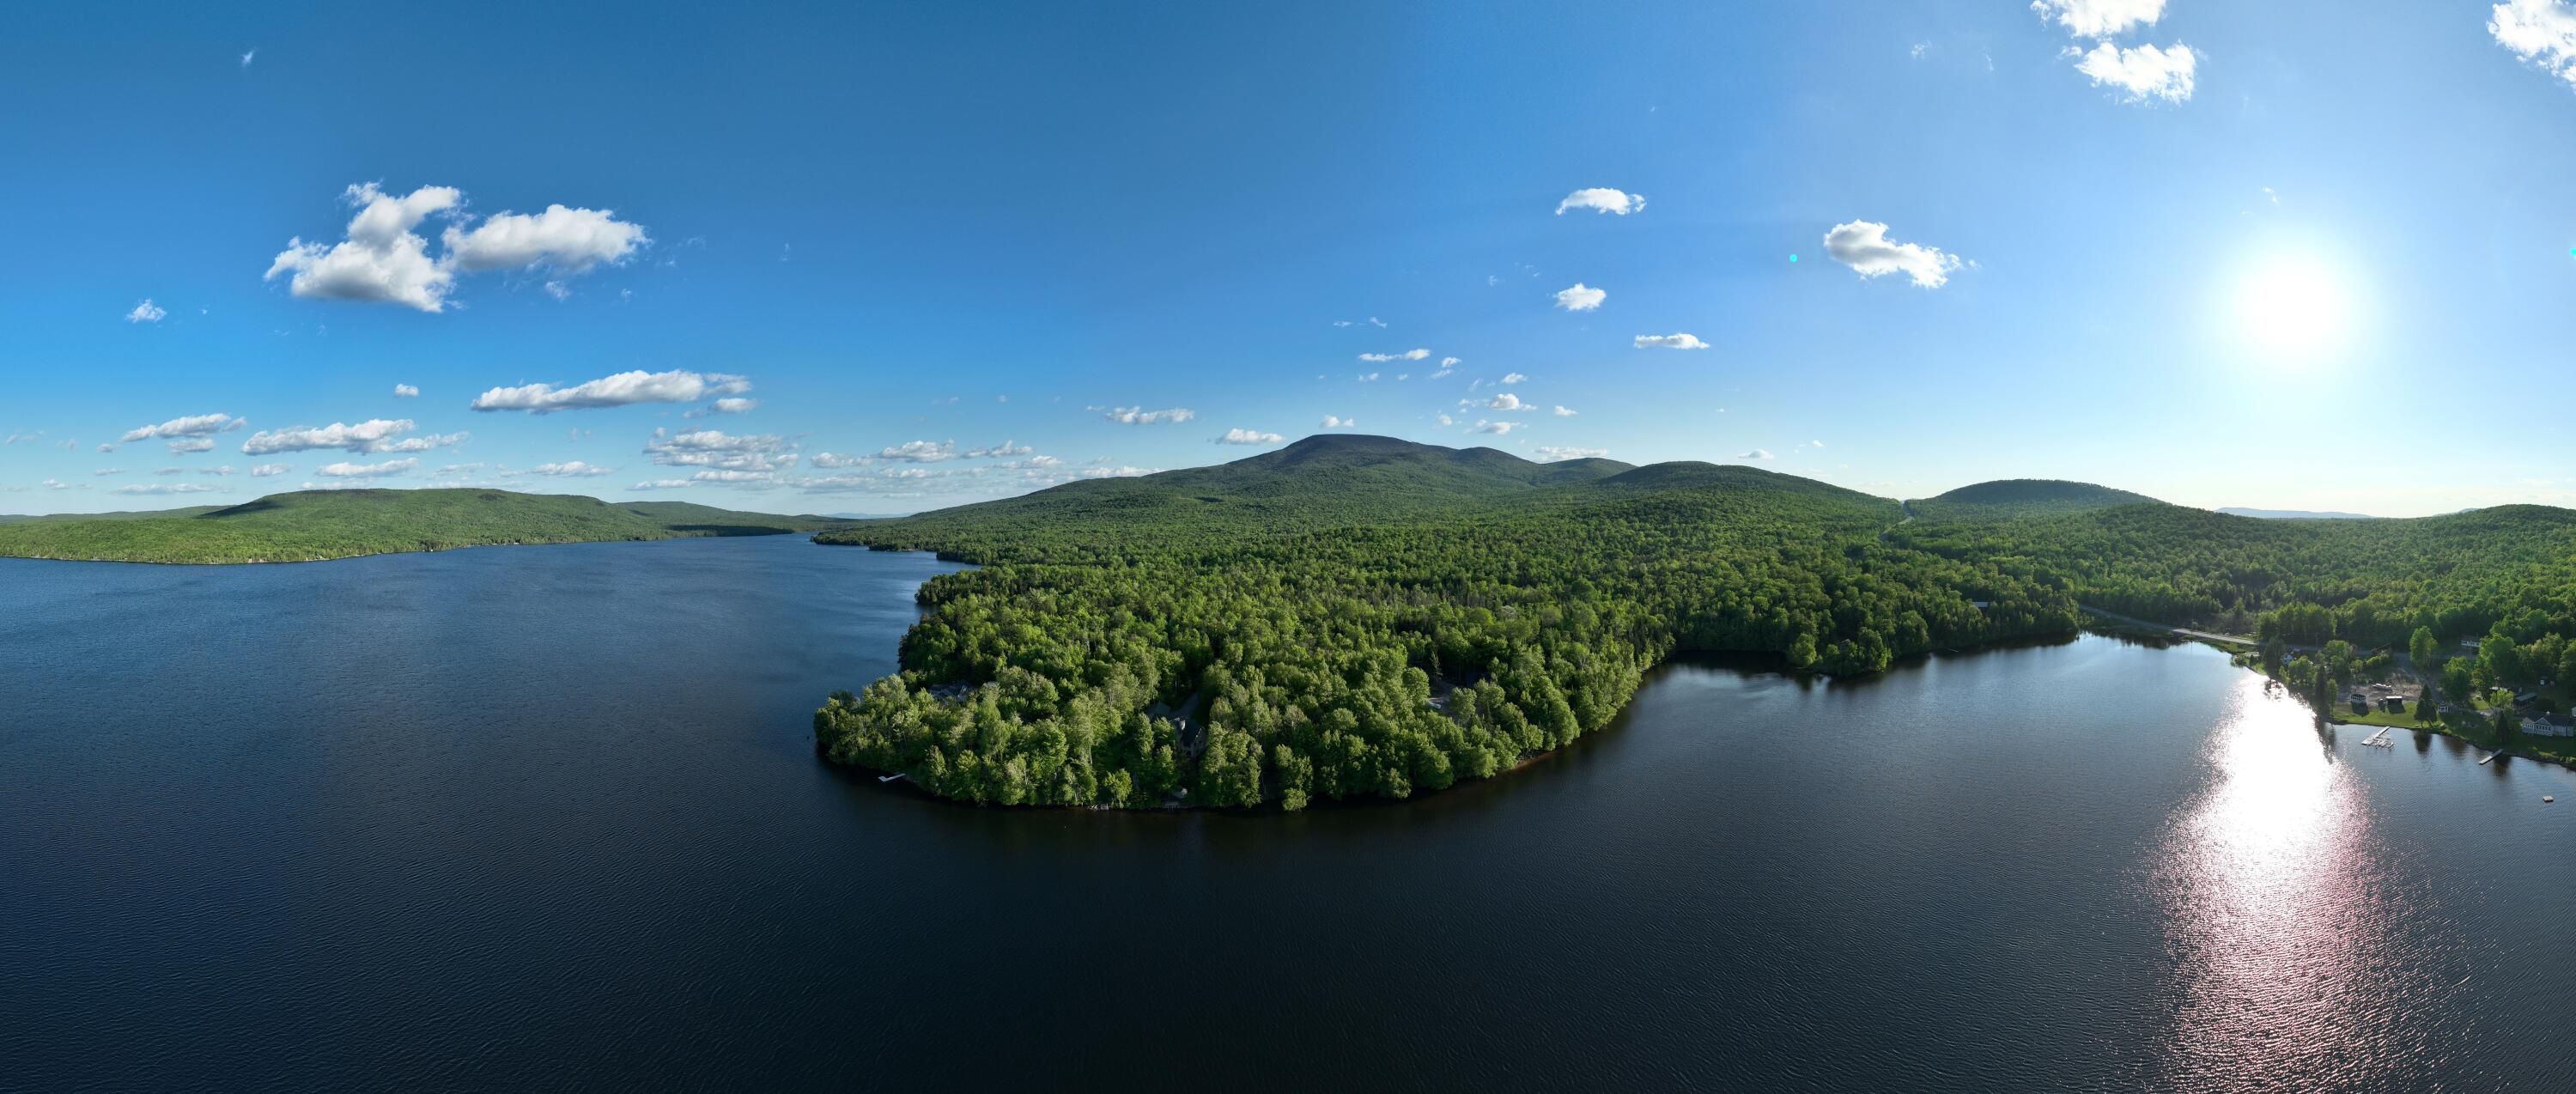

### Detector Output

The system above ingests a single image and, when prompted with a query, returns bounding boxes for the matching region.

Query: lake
[6,534,2574,1091]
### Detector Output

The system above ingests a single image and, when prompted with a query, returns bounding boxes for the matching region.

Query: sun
[2237,258,2349,362]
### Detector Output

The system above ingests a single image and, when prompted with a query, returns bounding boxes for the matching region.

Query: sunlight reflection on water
[2153,675,2465,1089]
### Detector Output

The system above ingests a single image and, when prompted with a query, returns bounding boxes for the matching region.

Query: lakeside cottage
[2527,715,2576,738]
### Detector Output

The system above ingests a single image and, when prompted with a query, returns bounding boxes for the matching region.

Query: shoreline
[2081,613,2576,772]
[0,527,809,568]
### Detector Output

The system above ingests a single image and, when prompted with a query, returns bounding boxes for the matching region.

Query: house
[2527,715,2576,738]
[2380,696,2409,714]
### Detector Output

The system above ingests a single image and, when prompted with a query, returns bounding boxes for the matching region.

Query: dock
[879,772,908,783]
[2361,727,2394,748]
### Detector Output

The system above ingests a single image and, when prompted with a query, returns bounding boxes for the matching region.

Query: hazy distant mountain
[2217,507,2379,520]
[0,489,848,564]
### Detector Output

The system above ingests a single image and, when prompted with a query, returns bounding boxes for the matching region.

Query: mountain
[0,489,848,564]
[1909,479,2162,521]
[0,506,228,524]
[2216,507,2379,520]
[878,435,1643,530]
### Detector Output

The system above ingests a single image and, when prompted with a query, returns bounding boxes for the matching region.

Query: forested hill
[0,489,847,564]
[812,435,2081,810]
[1889,501,2576,651]
[1906,478,2162,521]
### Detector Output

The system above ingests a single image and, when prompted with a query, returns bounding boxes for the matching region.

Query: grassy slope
[0,489,848,563]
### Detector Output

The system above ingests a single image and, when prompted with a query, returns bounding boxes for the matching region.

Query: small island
[0,488,848,564]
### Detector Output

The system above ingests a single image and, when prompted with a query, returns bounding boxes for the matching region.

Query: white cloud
[1634,332,1710,349]
[878,441,958,463]
[1500,373,1528,385]
[965,441,1032,459]
[1357,372,1381,383]
[542,281,572,301]
[1358,349,1431,362]
[1079,465,1155,479]
[682,397,759,417]
[96,444,113,453]
[1535,446,1608,462]
[265,183,462,312]
[266,184,647,313]
[1555,188,1645,216]
[165,438,216,455]
[1552,283,1607,312]
[631,479,691,490]
[443,204,648,274]
[240,47,256,67]
[1486,392,1528,410]
[471,369,750,414]
[643,428,795,474]
[94,468,128,476]
[808,453,866,469]
[1321,416,1357,428]
[240,418,454,455]
[370,432,468,453]
[2068,40,2197,103]
[122,414,244,443]
[114,483,226,495]
[1217,428,1285,445]
[1738,448,1774,460]
[201,466,236,477]
[41,478,66,489]
[1553,405,1578,416]
[2029,0,2165,38]
[125,299,167,324]
[315,458,419,477]
[1824,222,1965,289]
[1332,317,1387,328]
[1101,406,1195,425]
[2492,0,2576,88]
[1470,421,1522,435]
[524,460,612,477]
[252,463,289,477]
[392,383,420,398]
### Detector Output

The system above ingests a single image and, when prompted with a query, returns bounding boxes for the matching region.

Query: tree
[2260,635,2288,675]
[2409,626,2440,669]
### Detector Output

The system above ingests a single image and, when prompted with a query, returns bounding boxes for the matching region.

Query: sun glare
[2237,258,2349,362]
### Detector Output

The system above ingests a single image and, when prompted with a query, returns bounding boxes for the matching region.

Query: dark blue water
[6,535,2575,1091]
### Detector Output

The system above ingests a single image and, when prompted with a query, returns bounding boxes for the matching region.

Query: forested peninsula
[0,489,845,564]
[814,437,2576,811]
[811,435,2082,809]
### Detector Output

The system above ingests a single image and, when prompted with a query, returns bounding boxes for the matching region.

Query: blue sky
[5,0,2575,516]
